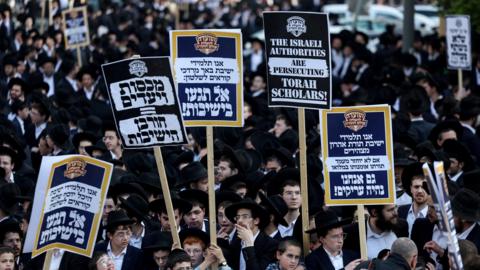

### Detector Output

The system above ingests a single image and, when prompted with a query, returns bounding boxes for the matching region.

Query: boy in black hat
[72,132,97,156]
[179,189,209,232]
[94,210,143,270]
[0,146,17,183]
[102,122,123,161]
[178,162,208,192]
[225,198,278,270]
[142,231,172,270]
[25,98,50,148]
[216,147,242,188]
[149,194,192,233]
[305,209,361,270]
[46,123,72,155]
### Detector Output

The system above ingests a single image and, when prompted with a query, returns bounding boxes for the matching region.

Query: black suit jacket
[460,126,480,167]
[410,218,435,264]
[229,231,278,270]
[23,251,90,270]
[398,204,409,220]
[466,223,480,252]
[305,246,359,270]
[95,241,144,270]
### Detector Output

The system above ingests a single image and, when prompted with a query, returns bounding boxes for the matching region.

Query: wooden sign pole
[207,126,218,270]
[42,250,53,270]
[298,108,310,255]
[153,146,181,246]
[458,69,463,95]
[76,47,82,67]
[357,205,367,260]
[40,0,47,33]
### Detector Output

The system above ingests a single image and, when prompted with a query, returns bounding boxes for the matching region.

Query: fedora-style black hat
[225,198,269,229]
[264,147,295,168]
[149,193,193,215]
[305,209,352,234]
[442,139,474,172]
[216,190,242,208]
[119,193,149,221]
[0,146,18,169]
[72,132,97,150]
[178,162,207,187]
[258,191,288,227]
[451,188,480,222]
[179,189,209,214]
[142,231,173,251]
[106,210,134,230]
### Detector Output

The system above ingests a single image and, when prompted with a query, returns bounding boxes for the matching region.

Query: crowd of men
[1,0,480,270]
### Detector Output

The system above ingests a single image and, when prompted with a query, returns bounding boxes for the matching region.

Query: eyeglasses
[328,233,347,241]
[234,214,252,221]
[185,248,203,255]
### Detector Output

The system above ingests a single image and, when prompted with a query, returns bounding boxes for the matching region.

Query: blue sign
[321,105,395,205]
[170,30,243,127]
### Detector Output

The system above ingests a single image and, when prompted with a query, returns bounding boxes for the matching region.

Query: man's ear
[253,217,260,227]
[232,168,238,175]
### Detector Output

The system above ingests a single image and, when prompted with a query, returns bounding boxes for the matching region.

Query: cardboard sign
[321,105,395,205]
[170,30,243,127]
[446,15,471,70]
[102,57,188,148]
[263,12,331,109]
[24,155,112,258]
[62,6,90,49]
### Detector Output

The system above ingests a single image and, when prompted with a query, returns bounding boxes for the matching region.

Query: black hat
[442,139,474,172]
[428,120,464,147]
[220,145,244,174]
[78,115,103,138]
[264,147,295,168]
[278,129,299,154]
[216,190,242,208]
[149,194,193,215]
[267,167,300,196]
[463,169,480,194]
[178,162,207,187]
[306,209,352,234]
[219,173,247,193]
[460,95,480,119]
[142,231,173,251]
[172,150,194,168]
[0,218,22,236]
[393,143,414,167]
[123,151,154,176]
[106,210,134,230]
[76,64,97,81]
[451,188,480,222]
[401,162,425,196]
[7,78,28,93]
[258,191,288,227]
[119,193,149,221]
[72,132,97,150]
[179,189,209,214]
[136,172,162,194]
[248,131,282,159]
[0,184,20,215]
[37,54,56,66]
[0,146,18,169]
[110,182,149,204]
[235,149,260,174]
[225,198,269,229]
[47,124,70,149]
[85,140,107,157]
[179,228,209,247]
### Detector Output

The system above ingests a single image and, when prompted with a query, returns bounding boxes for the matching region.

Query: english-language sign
[24,155,112,258]
[263,12,331,109]
[170,30,243,126]
[321,105,395,205]
[102,57,188,148]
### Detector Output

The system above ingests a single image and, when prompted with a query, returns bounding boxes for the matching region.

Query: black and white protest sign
[263,12,331,109]
[446,15,471,70]
[102,57,187,148]
[62,6,90,49]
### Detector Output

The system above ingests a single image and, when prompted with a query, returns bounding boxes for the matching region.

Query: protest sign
[263,12,331,109]
[170,29,243,127]
[423,162,463,270]
[24,155,112,258]
[62,6,90,49]
[101,56,188,149]
[321,105,395,205]
[446,15,471,70]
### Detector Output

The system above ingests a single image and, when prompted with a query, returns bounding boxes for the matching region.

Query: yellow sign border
[321,105,395,205]
[171,30,243,127]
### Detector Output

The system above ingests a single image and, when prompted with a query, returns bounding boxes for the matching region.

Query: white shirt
[250,50,263,72]
[432,225,448,269]
[239,230,260,270]
[50,249,65,270]
[269,229,279,239]
[278,218,297,238]
[396,192,412,206]
[107,242,128,270]
[449,171,463,182]
[461,122,476,135]
[44,74,55,97]
[66,77,79,92]
[458,223,476,240]
[14,115,25,135]
[129,222,145,249]
[366,219,397,259]
[324,247,344,270]
[35,122,47,139]
[406,204,428,236]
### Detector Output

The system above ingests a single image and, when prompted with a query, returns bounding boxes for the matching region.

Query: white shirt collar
[458,223,476,240]
[461,122,476,135]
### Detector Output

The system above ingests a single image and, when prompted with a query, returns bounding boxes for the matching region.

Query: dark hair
[106,224,131,235]
[276,114,291,127]
[165,249,191,270]
[0,222,23,243]
[88,251,108,270]
[277,237,302,255]
[219,156,236,170]
[281,179,300,191]
[0,246,14,256]
[218,200,233,210]
[365,205,386,216]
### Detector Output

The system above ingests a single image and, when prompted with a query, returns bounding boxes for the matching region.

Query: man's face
[276,244,301,270]
[18,107,29,120]
[9,85,23,101]
[81,74,94,89]
[191,178,208,193]
[4,64,14,77]
[108,226,131,250]
[418,80,436,97]
[42,63,55,77]
[78,140,93,156]
[217,207,234,233]
[217,161,236,182]
[184,242,204,267]
[251,76,266,92]
[265,159,282,173]
[172,262,192,270]
[153,249,170,269]
[235,208,257,230]
[447,158,463,175]
[159,209,180,231]
[103,131,121,151]
[29,108,45,125]
[437,130,457,147]
[38,137,52,156]
[411,178,428,204]
[0,155,14,179]
[282,185,301,210]
[319,227,344,255]
[375,205,398,231]
[274,119,289,137]
[102,198,116,224]
[184,205,205,229]
[3,232,21,257]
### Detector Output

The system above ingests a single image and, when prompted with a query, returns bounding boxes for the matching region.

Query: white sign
[446,15,471,70]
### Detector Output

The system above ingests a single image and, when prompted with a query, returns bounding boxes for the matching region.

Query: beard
[375,213,396,232]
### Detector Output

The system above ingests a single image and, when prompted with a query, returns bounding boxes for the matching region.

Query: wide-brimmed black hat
[442,139,474,172]
[72,132,97,150]
[85,140,108,157]
[0,183,20,215]
[179,189,209,214]
[219,173,247,192]
[172,150,194,168]
[136,172,162,194]
[7,78,28,93]
[0,218,22,236]
[278,129,299,154]
[264,147,295,168]
[401,162,425,196]
[110,182,149,204]
[463,169,480,194]
[220,145,244,174]
[178,162,207,187]
[225,198,269,229]
[266,167,300,196]
[47,124,70,149]
[258,191,288,227]
[179,228,209,247]
[451,188,480,222]
[106,210,134,230]
[149,193,193,215]
[216,190,242,208]
[119,194,149,221]
[142,231,173,251]
[305,209,352,234]
[78,115,103,138]
[235,149,261,174]
[428,120,464,147]
[37,54,56,66]
[393,143,414,167]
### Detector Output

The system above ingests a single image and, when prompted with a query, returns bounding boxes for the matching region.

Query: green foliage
[438,0,480,32]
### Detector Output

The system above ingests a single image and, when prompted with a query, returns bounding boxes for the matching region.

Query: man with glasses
[225,198,278,270]
[305,209,361,270]
[278,168,301,238]
[102,122,123,161]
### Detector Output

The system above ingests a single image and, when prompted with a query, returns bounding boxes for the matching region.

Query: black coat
[95,242,144,270]
[354,253,411,270]
[305,246,359,270]
[410,218,435,264]
[23,251,90,270]
[465,223,480,252]
[229,231,278,270]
